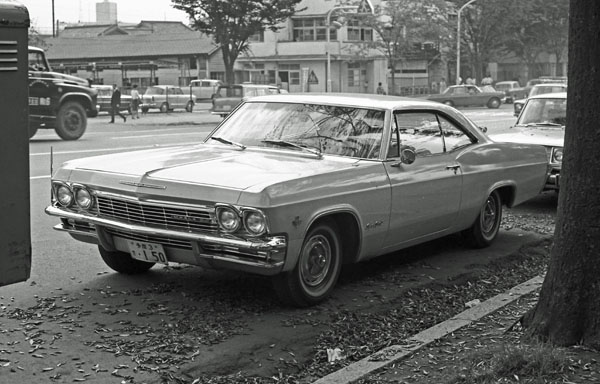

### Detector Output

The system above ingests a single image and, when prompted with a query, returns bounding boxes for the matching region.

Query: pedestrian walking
[130,84,140,119]
[109,84,127,123]
[376,82,386,95]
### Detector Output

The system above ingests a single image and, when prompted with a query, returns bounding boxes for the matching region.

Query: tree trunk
[523,0,600,348]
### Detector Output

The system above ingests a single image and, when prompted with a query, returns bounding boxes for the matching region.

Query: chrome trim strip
[53,224,97,238]
[46,205,286,251]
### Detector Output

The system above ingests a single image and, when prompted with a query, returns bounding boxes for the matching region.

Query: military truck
[28,46,98,140]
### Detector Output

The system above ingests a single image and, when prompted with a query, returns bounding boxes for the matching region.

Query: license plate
[28,97,39,106]
[127,240,168,265]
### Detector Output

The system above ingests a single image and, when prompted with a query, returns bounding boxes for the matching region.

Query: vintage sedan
[141,85,195,113]
[492,92,566,191]
[513,83,567,116]
[45,94,548,307]
[494,81,527,104]
[423,85,505,109]
[92,85,132,114]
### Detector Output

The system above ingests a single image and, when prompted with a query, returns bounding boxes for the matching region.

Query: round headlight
[56,185,74,207]
[244,211,266,236]
[75,188,93,209]
[216,206,241,232]
[553,148,564,162]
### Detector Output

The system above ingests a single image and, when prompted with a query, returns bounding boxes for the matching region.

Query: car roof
[151,85,181,89]
[532,83,567,88]
[528,92,567,100]
[244,93,448,110]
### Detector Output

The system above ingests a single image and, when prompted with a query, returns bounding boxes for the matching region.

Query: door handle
[446,165,461,174]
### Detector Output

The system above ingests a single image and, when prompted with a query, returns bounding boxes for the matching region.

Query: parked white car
[141,85,195,113]
[189,79,223,101]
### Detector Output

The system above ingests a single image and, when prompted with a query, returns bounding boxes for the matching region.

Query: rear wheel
[443,100,454,107]
[273,220,342,307]
[159,103,169,113]
[463,190,502,248]
[185,100,194,112]
[141,106,149,113]
[98,246,155,274]
[54,101,87,140]
[487,97,501,109]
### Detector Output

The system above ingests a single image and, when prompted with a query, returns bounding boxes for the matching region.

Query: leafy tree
[538,0,569,76]
[367,0,449,95]
[523,0,600,348]
[453,0,513,83]
[28,26,47,49]
[171,0,303,83]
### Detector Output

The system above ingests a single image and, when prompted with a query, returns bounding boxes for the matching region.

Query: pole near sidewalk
[456,0,477,85]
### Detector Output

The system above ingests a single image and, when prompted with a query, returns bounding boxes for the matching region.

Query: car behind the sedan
[46,94,548,307]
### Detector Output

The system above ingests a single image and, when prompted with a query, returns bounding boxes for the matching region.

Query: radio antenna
[50,146,53,177]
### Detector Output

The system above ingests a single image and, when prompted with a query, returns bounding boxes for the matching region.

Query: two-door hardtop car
[45,94,548,307]
[492,92,566,191]
[513,83,568,117]
[423,85,505,109]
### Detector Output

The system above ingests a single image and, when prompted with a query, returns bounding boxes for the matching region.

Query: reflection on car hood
[490,126,565,147]
[60,144,360,191]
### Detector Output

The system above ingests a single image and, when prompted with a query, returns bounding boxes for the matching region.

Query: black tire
[273,220,342,307]
[29,125,38,139]
[185,100,194,112]
[487,97,501,109]
[54,101,87,140]
[159,103,169,113]
[98,246,155,274]
[463,190,502,248]
[141,106,149,113]
[443,100,454,107]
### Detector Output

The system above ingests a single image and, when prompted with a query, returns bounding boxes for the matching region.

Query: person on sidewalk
[130,84,140,120]
[376,82,386,95]
[110,84,127,123]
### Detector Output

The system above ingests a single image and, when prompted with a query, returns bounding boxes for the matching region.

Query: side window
[438,114,475,151]
[394,112,444,157]
[201,81,211,87]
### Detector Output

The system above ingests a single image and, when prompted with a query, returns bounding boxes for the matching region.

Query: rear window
[216,86,243,97]
[145,87,164,95]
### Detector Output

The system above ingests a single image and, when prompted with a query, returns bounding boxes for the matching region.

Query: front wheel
[487,97,501,109]
[273,220,342,307]
[141,106,149,113]
[185,100,194,112]
[159,103,169,113]
[98,246,155,274]
[54,101,87,140]
[463,190,502,248]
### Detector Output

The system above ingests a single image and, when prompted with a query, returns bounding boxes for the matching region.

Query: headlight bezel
[215,204,269,236]
[72,184,94,210]
[243,209,267,236]
[552,147,564,163]
[53,182,74,208]
[215,205,242,233]
[52,181,95,210]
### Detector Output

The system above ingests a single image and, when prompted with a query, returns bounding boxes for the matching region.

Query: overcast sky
[18,0,189,33]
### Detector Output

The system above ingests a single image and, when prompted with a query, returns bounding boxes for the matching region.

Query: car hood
[57,144,361,193]
[490,126,565,147]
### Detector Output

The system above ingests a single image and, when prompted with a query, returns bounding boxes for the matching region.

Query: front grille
[0,41,18,72]
[95,195,218,233]
[106,228,193,250]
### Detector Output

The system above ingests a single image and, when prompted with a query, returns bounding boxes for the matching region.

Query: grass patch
[446,342,570,384]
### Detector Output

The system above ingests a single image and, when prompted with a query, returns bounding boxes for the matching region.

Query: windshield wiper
[210,136,246,150]
[522,122,563,127]
[261,139,322,158]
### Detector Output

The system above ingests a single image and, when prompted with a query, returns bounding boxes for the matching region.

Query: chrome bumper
[544,166,561,190]
[45,205,287,273]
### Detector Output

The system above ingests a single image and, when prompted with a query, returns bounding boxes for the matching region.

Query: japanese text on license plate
[127,240,168,265]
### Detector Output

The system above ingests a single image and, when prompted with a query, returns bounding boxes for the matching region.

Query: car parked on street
[422,85,505,109]
[189,79,224,101]
[492,92,566,191]
[141,85,195,113]
[45,93,548,307]
[92,85,132,114]
[513,83,567,116]
[494,81,527,103]
[211,83,283,117]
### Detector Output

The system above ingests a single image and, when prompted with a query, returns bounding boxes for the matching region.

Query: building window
[347,62,361,86]
[347,19,373,41]
[249,30,265,42]
[292,18,336,41]
[210,72,225,81]
[279,64,301,85]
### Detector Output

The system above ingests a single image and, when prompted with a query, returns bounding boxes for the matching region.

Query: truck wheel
[273,220,342,307]
[141,107,149,113]
[29,125,38,139]
[185,100,194,112]
[487,97,501,109]
[55,101,87,140]
[159,103,169,113]
[98,246,155,274]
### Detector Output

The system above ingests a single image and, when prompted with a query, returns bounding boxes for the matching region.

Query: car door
[451,86,469,106]
[382,110,470,249]
[169,87,184,109]
[465,85,481,105]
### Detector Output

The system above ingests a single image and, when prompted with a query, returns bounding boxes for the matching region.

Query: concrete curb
[312,275,545,384]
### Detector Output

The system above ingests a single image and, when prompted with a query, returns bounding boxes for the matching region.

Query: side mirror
[479,126,488,133]
[400,147,416,165]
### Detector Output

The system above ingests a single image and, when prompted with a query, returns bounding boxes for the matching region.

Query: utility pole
[52,0,55,37]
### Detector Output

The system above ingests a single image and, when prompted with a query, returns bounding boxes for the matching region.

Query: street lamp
[455,0,477,85]
[326,5,357,92]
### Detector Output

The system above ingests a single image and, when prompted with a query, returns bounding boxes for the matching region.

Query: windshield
[145,87,165,95]
[517,98,566,126]
[28,51,50,71]
[209,102,386,159]
[530,85,566,97]
[216,86,243,98]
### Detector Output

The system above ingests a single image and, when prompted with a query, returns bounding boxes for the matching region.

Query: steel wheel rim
[65,111,82,131]
[300,234,331,288]
[481,195,498,234]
